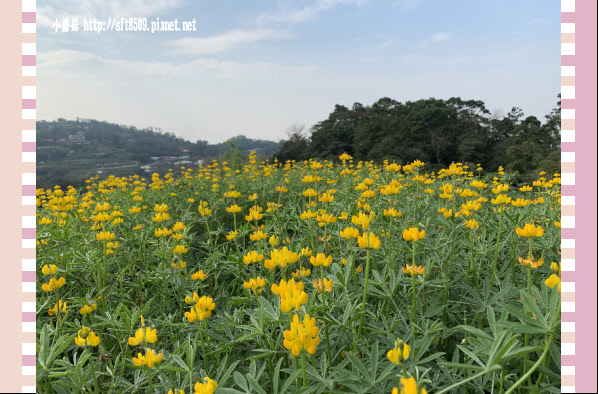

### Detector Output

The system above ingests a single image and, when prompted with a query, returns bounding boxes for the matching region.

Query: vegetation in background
[37,119,281,189]
[274,96,561,183]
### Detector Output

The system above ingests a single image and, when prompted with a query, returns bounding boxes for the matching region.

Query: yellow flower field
[36,153,562,393]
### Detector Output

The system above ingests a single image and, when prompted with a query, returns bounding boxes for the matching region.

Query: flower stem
[197,315,208,372]
[147,368,153,393]
[505,332,555,394]
[357,249,371,345]
[490,207,505,288]
[301,351,307,387]
[411,274,417,329]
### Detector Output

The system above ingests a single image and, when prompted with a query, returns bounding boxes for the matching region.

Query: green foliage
[36,119,281,189]
[275,96,561,182]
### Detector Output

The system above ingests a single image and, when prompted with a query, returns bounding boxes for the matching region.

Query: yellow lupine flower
[42,277,66,292]
[79,303,97,315]
[42,264,58,275]
[383,208,402,217]
[316,213,337,226]
[271,278,309,312]
[491,194,512,205]
[550,261,561,274]
[173,245,189,254]
[511,198,531,208]
[402,228,425,242]
[191,270,208,280]
[300,247,313,257]
[38,217,53,225]
[387,338,411,365]
[309,253,333,267]
[283,314,320,356]
[152,212,171,222]
[313,278,333,293]
[464,219,479,229]
[340,227,360,239]
[154,203,169,213]
[391,376,428,394]
[518,256,544,269]
[185,295,216,322]
[48,300,69,316]
[171,261,187,269]
[300,210,318,220]
[491,184,509,194]
[194,377,218,394]
[402,264,425,276]
[155,227,173,237]
[243,251,264,265]
[438,207,453,218]
[243,276,267,295]
[224,190,242,198]
[291,267,311,278]
[75,327,101,348]
[226,204,242,213]
[351,211,375,230]
[245,206,263,221]
[545,274,561,294]
[198,205,212,216]
[264,247,299,269]
[132,348,164,368]
[96,231,116,241]
[172,221,186,231]
[250,230,268,241]
[357,232,381,249]
[226,231,239,241]
[470,180,488,189]
[318,192,334,203]
[128,327,158,346]
[516,224,544,238]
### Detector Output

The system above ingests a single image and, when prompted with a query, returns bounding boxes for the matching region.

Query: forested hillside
[275,96,561,182]
[36,119,280,189]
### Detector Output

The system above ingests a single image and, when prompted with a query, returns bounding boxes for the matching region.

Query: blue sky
[37,0,559,143]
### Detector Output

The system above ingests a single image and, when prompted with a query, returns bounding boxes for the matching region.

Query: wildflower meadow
[36,153,562,393]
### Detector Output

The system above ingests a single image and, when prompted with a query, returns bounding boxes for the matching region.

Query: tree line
[274,96,561,182]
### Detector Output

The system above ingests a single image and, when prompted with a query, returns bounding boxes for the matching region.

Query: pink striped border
[561,0,598,392]
[21,0,37,392]
[560,1,575,392]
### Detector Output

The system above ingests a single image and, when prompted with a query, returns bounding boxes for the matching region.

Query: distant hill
[36,119,281,189]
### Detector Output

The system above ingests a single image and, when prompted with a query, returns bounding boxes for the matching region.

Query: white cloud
[430,32,456,42]
[257,0,367,25]
[38,49,318,79]
[392,0,423,9]
[417,32,456,48]
[168,29,288,55]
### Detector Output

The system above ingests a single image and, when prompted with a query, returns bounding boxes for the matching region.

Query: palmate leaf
[457,345,486,369]
[498,302,546,328]
[39,323,50,368]
[520,290,549,328]
[343,351,372,384]
[440,362,485,371]
[455,325,493,341]
[233,371,249,392]
[246,374,268,394]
